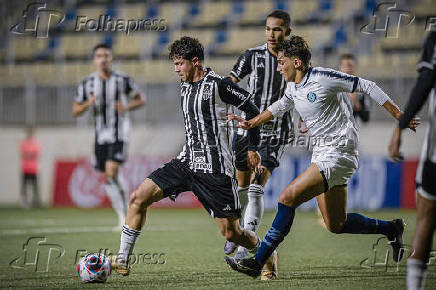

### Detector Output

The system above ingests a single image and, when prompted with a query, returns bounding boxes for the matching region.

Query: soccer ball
[77,252,111,283]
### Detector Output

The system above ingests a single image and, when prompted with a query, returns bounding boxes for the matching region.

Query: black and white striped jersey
[177,68,260,177]
[230,43,294,145]
[400,31,436,163]
[75,70,141,145]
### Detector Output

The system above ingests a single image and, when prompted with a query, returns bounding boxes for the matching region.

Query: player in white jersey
[389,31,435,290]
[72,44,145,228]
[225,36,420,278]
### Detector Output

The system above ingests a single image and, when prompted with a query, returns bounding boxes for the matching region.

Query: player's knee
[325,220,345,234]
[278,186,298,207]
[130,186,159,209]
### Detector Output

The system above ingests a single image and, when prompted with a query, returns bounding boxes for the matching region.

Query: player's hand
[388,127,404,162]
[298,117,308,134]
[247,150,261,174]
[408,117,421,132]
[227,114,252,130]
[116,101,126,113]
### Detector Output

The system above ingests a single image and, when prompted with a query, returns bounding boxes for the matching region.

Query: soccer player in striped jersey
[72,44,145,229]
[112,37,277,276]
[225,11,293,272]
[225,36,420,278]
[389,31,435,290]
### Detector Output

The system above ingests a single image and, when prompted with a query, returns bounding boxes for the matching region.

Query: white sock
[237,186,249,227]
[118,225,141,263]
[117,174,129,213]
[105,177,127,226]
[244,184,264,233]
[236,184,264,255]
[407,258,427,290]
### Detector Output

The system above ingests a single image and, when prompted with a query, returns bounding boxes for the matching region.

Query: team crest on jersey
[202,83,213,100]
[307,92,317,103]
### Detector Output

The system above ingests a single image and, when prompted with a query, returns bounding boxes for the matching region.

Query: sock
[255,203,295,266]
[236,184,264,256]
[407,258,427,290]
[244,184,264,233]
[237,186,249,227]
[117,174,129,213]
[118,225,141,263]
[340,213,391,235]
[105,177,127,226]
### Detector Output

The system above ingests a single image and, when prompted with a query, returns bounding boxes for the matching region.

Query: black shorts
[149,158,241,218]
[94,141,126,172]
[233,134,288,173]
[416,158,436,201]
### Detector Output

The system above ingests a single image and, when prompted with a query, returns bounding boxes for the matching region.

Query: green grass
[0,208,434,289]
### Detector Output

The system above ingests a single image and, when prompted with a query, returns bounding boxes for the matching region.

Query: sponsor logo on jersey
[202,83,212,100]
[307,92,317,103]
[226,85,245,101]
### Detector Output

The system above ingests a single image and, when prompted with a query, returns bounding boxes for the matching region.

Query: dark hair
[276,35,311,67]
[339,53,357,63]
[267,10,291,27]
[168,36,204,61]
[93,43,112,54]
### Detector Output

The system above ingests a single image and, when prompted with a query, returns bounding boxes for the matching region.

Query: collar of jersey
[295,67,313,89]
[185,67,211,85]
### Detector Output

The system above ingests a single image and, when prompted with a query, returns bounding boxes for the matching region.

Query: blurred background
[0,0,434,210]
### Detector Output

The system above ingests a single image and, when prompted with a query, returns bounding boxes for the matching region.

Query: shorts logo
[202,83,212,100]
[307,92,317,103]
[222,204,232,211]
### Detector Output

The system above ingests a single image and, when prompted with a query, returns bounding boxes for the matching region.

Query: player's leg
[115,159,190,276]
[20,174,29,208]
[114,178,164,275]
[317,185,405,262]
[105,160,127,228]
[226,163,325,277]
[224,134,252,254]
[407,186,436,289]
[234,167,270,259]
[216,216,259,250]
[31,174,41,208]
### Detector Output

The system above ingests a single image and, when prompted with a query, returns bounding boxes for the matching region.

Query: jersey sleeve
[267,84,294,117]
[230,50,253,81]
[124,76,142,100]
[75,79,88,103]
[317,68,360,95]
[399,32,436,129]
[217,77,260,151]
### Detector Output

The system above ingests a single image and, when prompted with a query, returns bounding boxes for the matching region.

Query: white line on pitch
[0,225,182,236]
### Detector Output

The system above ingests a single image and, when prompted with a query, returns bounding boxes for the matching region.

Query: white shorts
[311,145,359,191]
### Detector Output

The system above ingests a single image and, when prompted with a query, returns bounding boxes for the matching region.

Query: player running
[72,44,145,229]
[225,36,420,278]
[111,37,277,276]
[388,31,435,290]
[225,10,294,273]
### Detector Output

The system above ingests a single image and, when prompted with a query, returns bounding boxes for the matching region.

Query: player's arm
[389,32,436,161]
[232,86,294,131]
[218,77,261,171]
[72,80,95,117]
[218,77,260,150]
[117,77,146,113]
[229,50,253,84]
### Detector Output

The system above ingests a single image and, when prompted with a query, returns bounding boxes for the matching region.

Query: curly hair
[276,35,311,67]
[168,36,204,61]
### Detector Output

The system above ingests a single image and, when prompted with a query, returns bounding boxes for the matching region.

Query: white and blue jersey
[268,67,391,189]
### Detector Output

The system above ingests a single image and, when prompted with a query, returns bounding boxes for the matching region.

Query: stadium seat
[10,36,47,60]
[190,2,231,26]
[59,34,103,58]
[240,1,273,24]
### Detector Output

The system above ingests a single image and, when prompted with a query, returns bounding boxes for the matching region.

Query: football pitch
[0,208,434,289]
